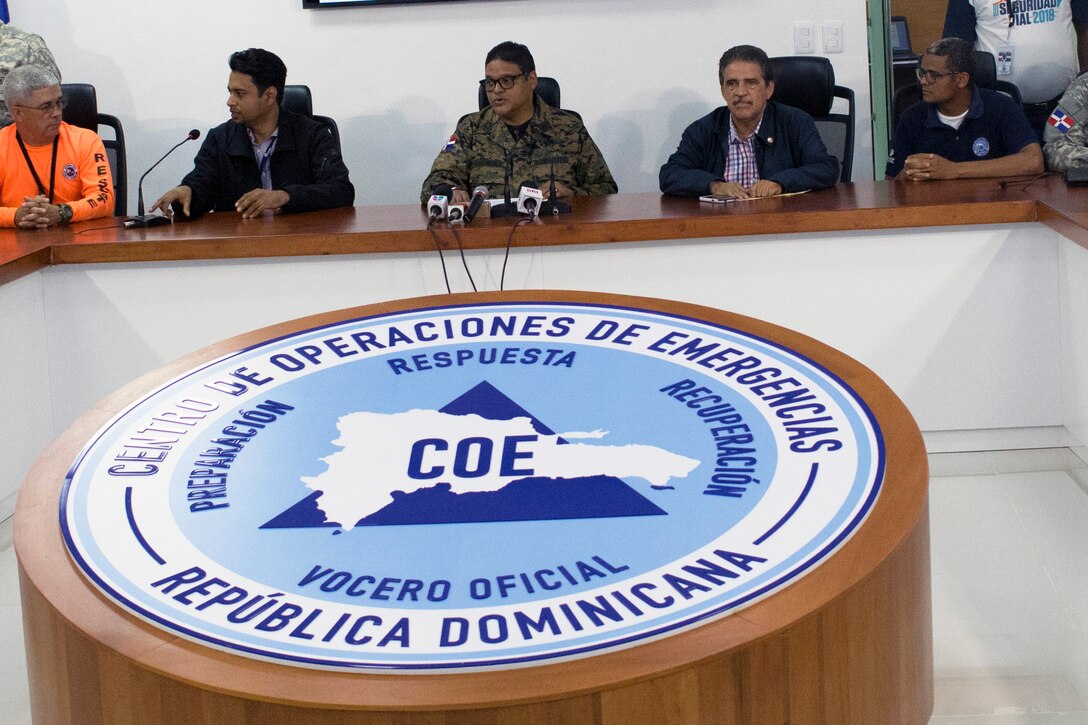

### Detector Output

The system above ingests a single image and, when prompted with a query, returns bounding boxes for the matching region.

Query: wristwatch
[57,203,73,225]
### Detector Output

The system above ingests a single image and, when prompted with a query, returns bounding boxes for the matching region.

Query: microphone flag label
[60,299,884,671]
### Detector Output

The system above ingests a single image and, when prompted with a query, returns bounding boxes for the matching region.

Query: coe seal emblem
[61,299,884,671]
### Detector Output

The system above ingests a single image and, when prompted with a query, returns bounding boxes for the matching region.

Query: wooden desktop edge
[0,177,1062,286]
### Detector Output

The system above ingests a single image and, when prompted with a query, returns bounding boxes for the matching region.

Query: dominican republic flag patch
[1048,108,1076,133]
[442,134,457,151]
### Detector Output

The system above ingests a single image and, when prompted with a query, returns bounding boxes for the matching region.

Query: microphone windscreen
[516,183,543,214]
[463,185,489,223]
[433,183,454,199]
[188,129,201,140]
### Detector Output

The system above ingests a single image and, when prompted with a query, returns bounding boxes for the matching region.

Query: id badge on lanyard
[997,0,1014,76]
[996,45,1014,76]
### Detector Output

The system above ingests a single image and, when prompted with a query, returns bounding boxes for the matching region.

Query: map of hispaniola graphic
[263,381,699,530]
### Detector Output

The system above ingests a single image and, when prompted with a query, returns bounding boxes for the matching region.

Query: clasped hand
[14,195,60,229]
[902,153,956,182]
[708,179,783,199]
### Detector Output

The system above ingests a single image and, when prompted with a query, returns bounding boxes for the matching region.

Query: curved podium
[16,291,932,724]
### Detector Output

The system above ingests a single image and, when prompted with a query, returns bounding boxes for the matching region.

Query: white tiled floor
[0,527,31,725]
[1,450,1086,724]
[925,451,1088,724]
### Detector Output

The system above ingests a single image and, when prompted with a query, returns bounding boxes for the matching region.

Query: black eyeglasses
[915,68,957,83]
[13,97,67,113]
[479,74,527,92]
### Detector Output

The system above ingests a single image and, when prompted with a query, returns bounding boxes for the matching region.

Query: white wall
[1,222,1072,511]
[1060,239,1088,460]
[35,224,1062,442]
[15,0,872,208]
[0,271,52,512]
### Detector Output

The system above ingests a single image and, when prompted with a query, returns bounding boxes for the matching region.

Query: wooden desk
[0,177,1049,279]
[10,175,1085,723]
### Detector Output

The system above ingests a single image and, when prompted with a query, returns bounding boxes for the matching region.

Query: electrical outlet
[793,22,816,54]
[823,21,844,53]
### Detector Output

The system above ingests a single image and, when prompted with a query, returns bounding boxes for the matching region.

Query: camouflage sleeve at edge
[572,126,617,195]
[1044,81,1088,171]
[26,33,60,81]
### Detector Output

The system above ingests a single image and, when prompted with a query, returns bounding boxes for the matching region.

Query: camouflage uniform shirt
[420,95,617,202]
[0,23,61,127]
[1043,75,1088,171]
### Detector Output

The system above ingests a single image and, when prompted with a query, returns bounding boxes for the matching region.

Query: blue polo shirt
[886,86,1038,178]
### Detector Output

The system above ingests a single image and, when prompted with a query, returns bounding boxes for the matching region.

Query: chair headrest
[767,56,835,117]
[971,50,998,91]
[282,85,313,117]
[60,83,98,131]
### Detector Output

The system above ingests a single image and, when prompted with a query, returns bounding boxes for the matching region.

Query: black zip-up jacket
[181,108,354,216]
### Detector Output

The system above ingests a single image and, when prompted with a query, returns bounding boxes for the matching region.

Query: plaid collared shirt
[724,115,762,188]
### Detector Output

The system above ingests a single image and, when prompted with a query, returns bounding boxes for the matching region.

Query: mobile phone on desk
[698,194,738,204]
[1065,168,1088,186]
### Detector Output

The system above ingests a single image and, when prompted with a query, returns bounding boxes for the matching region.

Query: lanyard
[248,128,278,191]
[16,132,58,203]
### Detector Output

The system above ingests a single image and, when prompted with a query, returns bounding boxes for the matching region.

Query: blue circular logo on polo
[60,301,883,671]
[972,136,991,157]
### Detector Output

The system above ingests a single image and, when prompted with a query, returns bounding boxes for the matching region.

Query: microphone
[491,148,519,218]
[516,183,543,218]
[535,135,571,216]
[463,185,489,223]
[540,152,571,216]
[427,183,452,223]
[428,195,449,222]
[504,150,512,206]
[126,129,201,228]
[447,203,467,222]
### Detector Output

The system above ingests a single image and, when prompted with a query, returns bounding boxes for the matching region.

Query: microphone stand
[125,131,201,228]
[540,154,571,216]
[491,147,520,218]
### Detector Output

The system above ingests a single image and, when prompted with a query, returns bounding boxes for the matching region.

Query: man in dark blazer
[152,48,353,219]
[660,44,838,199]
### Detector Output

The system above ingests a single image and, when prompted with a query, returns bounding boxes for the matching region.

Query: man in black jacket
[659,45,838,199]
[151,48,353,219]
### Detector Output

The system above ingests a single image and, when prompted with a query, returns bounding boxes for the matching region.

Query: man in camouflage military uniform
[419,41,616,204]
[1043,75,1088,171]
[0,22,60,127]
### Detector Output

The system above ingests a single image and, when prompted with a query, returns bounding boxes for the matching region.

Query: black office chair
[282,84,341,151]
[60,83,127,215]
[477,76,579,118]
[891,50,1024,132]
[768,56,856,183]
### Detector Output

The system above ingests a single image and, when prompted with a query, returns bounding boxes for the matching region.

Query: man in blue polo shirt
[887,38,1042,181]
